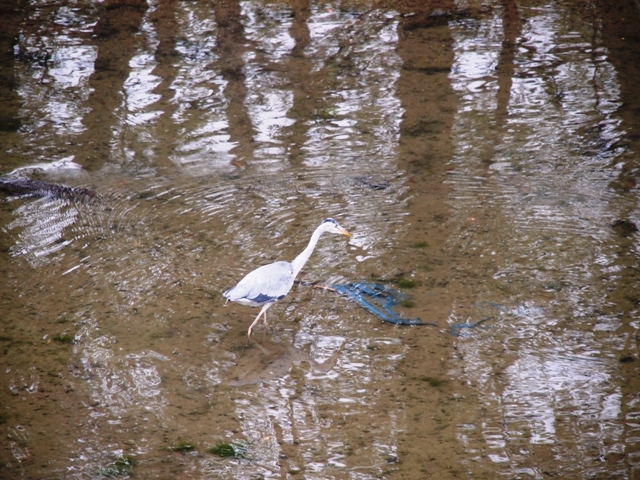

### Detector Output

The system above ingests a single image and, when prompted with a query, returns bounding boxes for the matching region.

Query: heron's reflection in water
[226,338,348,386]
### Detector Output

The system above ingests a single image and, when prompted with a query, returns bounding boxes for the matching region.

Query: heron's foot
[247,324,268,338]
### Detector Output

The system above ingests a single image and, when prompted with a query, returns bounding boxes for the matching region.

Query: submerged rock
[0,177,95,199]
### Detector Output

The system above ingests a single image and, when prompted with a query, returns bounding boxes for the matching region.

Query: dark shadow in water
[0,0,30,168]
[289,0,311,56]
[284,0,313,164]
[495,0,520,121]
[596,0,640,193]
[213,0,255,166]
[227,338,347,386]
[75,0,148,170]
[148,0,180,164]
[593,0,640,311]
[393,0,461,475]
[396,3,457,175]
[479,0,522,164]
[594,1,640,472]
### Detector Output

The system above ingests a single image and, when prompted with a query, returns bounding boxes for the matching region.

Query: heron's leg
[262,304,273,329]
[248,303,272,338]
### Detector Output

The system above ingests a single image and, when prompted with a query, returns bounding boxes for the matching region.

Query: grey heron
[224,218,352,337]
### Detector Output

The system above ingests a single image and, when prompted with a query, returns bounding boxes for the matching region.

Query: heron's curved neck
[291,226,324,277]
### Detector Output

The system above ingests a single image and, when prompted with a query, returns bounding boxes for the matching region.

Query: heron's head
[321,218,351,237]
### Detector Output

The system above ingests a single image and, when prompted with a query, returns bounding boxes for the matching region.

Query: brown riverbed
[1,0,640,478]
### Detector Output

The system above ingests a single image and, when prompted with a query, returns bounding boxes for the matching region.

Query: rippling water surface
[1,0,640,478]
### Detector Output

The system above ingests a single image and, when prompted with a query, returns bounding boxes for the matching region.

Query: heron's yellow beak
[340,227,352,237]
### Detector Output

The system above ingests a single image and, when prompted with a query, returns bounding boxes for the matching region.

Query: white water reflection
[3,159,91,266]
[204,334,404,479]
[7,197,76,266]
[170,1,235,170]
[15,5,97,158]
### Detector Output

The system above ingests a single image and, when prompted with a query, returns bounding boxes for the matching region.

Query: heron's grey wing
[225,261,295,304]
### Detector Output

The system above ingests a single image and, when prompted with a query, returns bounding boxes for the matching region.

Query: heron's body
[224,261,293,307]
[224,218,351,337]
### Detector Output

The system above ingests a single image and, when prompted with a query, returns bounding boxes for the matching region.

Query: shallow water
[1,0,640,478]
